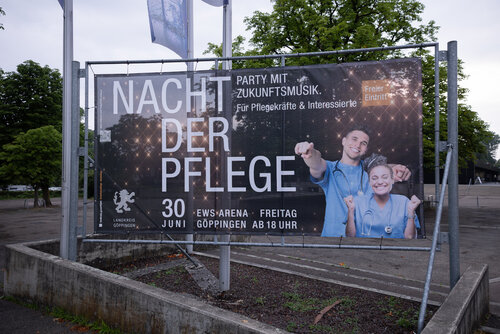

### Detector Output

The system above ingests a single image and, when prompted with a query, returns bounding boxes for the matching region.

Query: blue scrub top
[311,160,371,237]
[353,193,420,239]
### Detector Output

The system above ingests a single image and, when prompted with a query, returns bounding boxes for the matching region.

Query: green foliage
[0,61,93,199]
[255,296,266,305]
[204,35,247,58]
[50,307,123,334]
[308,323,334,332]
[206,0,438,68]
[378,296,420,330]
[0,60,63,155]
[0,7,5,30]
[245,0,437,56]
[396,312,418,330]
[476,134,500,166]
[1,295,123,334]
[203,35,269,69]
[0,60,66,201]
[420,55,497,169]
[160,267,184,276]
[0,126,62,205]
[286,321,299,331]
[281,291,340,312]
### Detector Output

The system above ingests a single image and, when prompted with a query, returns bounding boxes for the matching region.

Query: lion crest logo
[113,189,135,213]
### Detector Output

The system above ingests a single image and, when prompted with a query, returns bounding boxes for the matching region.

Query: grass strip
[0,295,124,334]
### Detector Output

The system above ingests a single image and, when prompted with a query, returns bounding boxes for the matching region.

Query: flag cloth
[201,0,226,6]
[58,0,64,9]
[147,0,188,58]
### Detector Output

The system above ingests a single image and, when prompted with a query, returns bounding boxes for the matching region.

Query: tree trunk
[42,186,52,207]
[33,187,39,208]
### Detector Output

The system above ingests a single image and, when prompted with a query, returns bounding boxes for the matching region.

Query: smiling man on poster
[295,125,411,237]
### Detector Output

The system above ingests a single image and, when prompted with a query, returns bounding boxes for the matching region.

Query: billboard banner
[95,58,423,238]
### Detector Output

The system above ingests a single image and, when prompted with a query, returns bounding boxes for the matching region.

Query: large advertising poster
[95,58,423,238]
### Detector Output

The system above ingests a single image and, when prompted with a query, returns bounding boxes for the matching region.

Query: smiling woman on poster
[295,125,412,237]
[344,155,421,239]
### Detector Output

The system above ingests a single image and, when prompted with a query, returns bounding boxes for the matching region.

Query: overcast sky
[1,0,499,158]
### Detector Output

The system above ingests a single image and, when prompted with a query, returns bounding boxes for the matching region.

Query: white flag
[201,0,226,6]
[147,0,188,58]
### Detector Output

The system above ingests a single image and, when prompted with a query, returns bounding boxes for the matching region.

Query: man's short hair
[343,124,371,139]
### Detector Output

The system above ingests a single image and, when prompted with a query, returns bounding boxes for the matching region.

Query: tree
[207,0,437,67]
[0,60,63,154]
[0,7,5,30]
[0,60,63,186]
[0,126,62,207]
[205,0,497,173]
[420,55,496,169]
[476,133,500,167]
[245,0,437,59]
[203,35,276,69]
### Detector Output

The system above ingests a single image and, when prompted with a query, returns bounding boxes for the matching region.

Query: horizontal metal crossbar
[86,42,438,66]
[82,238,431,251]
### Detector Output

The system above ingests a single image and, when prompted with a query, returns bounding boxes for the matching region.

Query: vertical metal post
[187,0,194,64]
[222,0,232,68]
[434,43,440,201]
[418,145,453,333]
[219,0,232,292]
[60,0,73,260]
[83,62,89,236]
[447,41,460,289]
[68,61,80,261]
[185,0,194,254]
[223,0,232,70]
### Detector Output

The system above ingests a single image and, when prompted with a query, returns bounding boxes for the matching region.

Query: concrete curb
[422,263,489,334]
[4,241,287,334]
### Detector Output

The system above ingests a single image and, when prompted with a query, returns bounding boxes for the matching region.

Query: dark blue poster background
[95,58,423,236]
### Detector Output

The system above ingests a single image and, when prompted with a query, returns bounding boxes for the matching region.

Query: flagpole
[60,0,73,260]
[185,0,194,254]
[222,0,232,69]
[187,0,194,68]
[219,0,232,292]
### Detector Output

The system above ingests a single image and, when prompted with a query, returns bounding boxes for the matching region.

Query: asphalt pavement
[1,184,499,333]
[0,197,94,334]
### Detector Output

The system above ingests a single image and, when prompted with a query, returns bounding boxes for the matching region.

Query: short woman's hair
[364,154,393,178]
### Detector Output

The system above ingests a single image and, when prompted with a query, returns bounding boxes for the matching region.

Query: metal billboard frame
[73,41,458,333]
